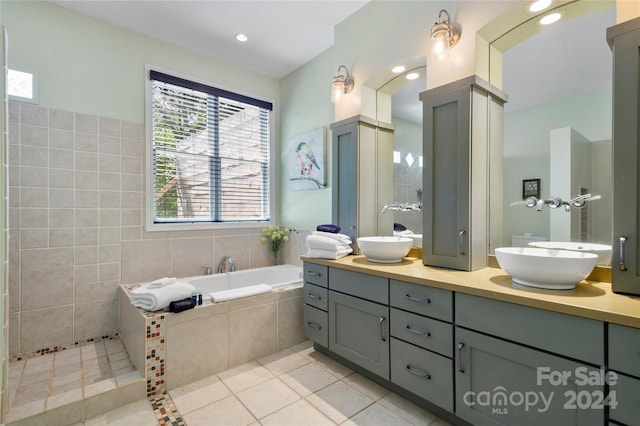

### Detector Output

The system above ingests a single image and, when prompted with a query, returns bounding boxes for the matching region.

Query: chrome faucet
[381,202,423,214]
[511,194,601,212]
[217,256,236,273]
[203,265,212,275]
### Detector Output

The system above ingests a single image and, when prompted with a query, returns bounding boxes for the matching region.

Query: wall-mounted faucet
[382,202,423,214]
[217,256,237,273]
[511,194,601,212]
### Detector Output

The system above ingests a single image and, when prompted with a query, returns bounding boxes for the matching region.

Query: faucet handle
[203,265,212,275]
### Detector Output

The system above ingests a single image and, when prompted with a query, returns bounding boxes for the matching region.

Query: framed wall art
[522,178,541,199]
[286,127,326,191]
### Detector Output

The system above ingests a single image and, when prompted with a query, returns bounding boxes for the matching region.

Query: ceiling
[50,0,369,79]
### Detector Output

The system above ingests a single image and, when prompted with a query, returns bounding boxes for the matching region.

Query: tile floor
[77,340,452,425]
[6,338,141,423]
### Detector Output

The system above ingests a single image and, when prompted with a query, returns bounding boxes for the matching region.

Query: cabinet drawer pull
[619,236,628,271]
[459,230,466,255]
[306,321,322,331]
[457,342,465,373]
[406,365,431,380]
[305,271,321,277]
[405,325,430,337]
[379,316,387,342]
[405,294,431,304]
[306,293,321,300]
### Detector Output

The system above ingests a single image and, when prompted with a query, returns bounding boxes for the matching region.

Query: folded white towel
[148,277,177,288]
[210,284,272,303]
[306,235,351,251]
[307,247,352,260]
[312,231,352,245]
[393,230,414,236]
[129,281,196,311]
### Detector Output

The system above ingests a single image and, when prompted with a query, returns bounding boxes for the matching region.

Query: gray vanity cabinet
[420,76,506,271]
[328,268,390,379]
[607,323,640,424]
[455,327,604,426]
[330,115,394,253]
[302,262,329,347]
[609,17,640,296]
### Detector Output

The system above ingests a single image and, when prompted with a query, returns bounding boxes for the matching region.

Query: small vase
[272,251,279,265]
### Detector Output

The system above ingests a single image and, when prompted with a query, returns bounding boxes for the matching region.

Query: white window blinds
[150,70,272,224]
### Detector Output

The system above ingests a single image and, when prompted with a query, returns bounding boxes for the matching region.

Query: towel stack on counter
[128,277,196,311]
[306,224,353,259]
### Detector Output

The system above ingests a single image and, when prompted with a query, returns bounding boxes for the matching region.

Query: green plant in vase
[261,226,290,265]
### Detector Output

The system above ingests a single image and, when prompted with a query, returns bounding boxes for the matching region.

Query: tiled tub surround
[7,100,307,358]
[119,281,305,393]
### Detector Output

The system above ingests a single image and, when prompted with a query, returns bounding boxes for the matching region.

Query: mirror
[377,67,425,236]
[496,4,615,264]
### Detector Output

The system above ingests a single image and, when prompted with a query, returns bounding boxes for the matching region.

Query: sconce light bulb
[331,78,345,103]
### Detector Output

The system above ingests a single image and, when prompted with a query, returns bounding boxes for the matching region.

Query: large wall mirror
[493,1,615,265]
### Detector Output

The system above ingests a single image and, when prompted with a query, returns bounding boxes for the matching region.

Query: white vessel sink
[528,241,612,266]
[495,247,598,290]
[357,236,413,263]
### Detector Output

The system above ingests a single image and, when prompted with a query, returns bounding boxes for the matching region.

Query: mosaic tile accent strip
[9,333,121,362]
[149,391,185,426]
[145,312,166,398]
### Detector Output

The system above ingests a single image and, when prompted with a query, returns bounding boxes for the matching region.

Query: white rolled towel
[311,231,352,245]
[210,284,272,303]
[307,247,352,260]
[148,277,177,288]
[128,281,195,311]
[306,235,351,251]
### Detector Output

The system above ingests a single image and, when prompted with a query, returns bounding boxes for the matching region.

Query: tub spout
[217,256,236,273]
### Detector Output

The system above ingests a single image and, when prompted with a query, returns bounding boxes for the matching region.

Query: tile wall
[7,101,307,357]
[393,162,423,234]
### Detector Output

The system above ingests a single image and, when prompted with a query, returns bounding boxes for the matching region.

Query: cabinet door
[303,304,328,347]
[328,291,389,379]
[609,373,640,425]
[455,327,604,426]
[331,121,359,245]
[610,19,640,295]
[422,85,471,271]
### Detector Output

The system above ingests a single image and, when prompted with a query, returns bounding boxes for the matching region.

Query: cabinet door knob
[379,316,387,342]
[406,365,431,380]
[457,342,466,373]
[619,236,628,271]
[459,230,466,255]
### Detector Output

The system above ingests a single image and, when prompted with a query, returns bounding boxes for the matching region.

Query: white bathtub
[181,264,303,303]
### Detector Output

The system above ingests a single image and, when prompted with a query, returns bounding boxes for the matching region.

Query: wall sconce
[331,65,354,103]
[430,9,460,59]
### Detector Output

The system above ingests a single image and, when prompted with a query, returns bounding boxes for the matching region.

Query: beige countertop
[301,255,640,329]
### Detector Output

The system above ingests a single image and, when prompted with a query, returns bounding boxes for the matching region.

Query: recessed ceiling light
[539,12,561,25]
[528,0,552,13]
[405,72,420,80]
[392,65,406,74]
[236,33,248,42]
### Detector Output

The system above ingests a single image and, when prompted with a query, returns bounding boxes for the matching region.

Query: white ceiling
[50,0,369,79]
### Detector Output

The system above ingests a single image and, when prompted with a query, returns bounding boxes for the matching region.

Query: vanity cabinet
[607,323,640,424]
[330,115,394,253]
[455,293,605,426]
[609,17,640,296]
[302,262,329,347]
[328,268,390,379]
[420,75,506,271]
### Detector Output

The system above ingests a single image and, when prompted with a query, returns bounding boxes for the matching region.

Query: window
[8,69,37,103]
[147,70,273,228]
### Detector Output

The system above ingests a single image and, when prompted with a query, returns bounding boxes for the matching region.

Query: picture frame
[286,127,327,191]
[522,178,541,199]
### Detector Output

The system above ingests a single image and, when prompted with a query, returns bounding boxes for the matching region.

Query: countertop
[301,255,640,329]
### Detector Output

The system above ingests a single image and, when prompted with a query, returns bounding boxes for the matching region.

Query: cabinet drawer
[609,323,640,377]
[303,262,328,287]
[390,338,453,412]
[390,280,452,321]
[303,283,328,311]
[609,373,640,425]
[329,268,388,304]
[390,308,452,357]
[456,293,604,365]
[303,304,328,347]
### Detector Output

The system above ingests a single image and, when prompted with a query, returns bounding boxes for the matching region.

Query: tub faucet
[203,265,212,275]
[217,256,236,273]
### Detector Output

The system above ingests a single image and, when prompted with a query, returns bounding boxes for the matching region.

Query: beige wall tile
[49,208,74,228]
[22,247,74,270]
[9,144,20,166]
[121,191,141,209]
[75,151,99,171]
[75,246,98,265]
[121,209,141,227]
[99,135,120,154]
[49,188,74,208]
[75,132,98,152]
[98,263,120,282]
[74,300,118,341]
[215,235,251,271]
[50,228,75,247]
[99,172,120,190]
[20,166,48,187]
[99,154,121,173]
[21,124,48,147]
[121,239,172,284]
[75,113,98,134]
[121,173,142,191]
[76,209,99,227]
[171,238,214,278]
[9,271,20,313]
[21,268,74,310]
[83,380,146,420]
[121,156,140,174]
[21,208,48,229]
[76,281,119,304]
[75,227,99,246]
[21,145,48,167]
[20,306,73,353]
[121,122,142,141]
[75,264,98,285]
[99,245,120,264]
[99,117,121,137]
[76,189,99,208]
[75,170,99,190]
[99,190,121,208]
[49,129,74,150]
[121,226,141,241]
[229,304,277,366]
[21,229,49,249]
[9,100,19,122]
[49,169,74,189]
[20,187,48,208]
[99,209,121,226]
[99,227,121,245]
[20,104,48,127]
[277,297,304,351]
[49,108,74,131]
[9,312,20,356]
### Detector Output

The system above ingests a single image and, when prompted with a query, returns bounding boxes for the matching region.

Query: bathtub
[181,264,303,303]
[119,263,306,391]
